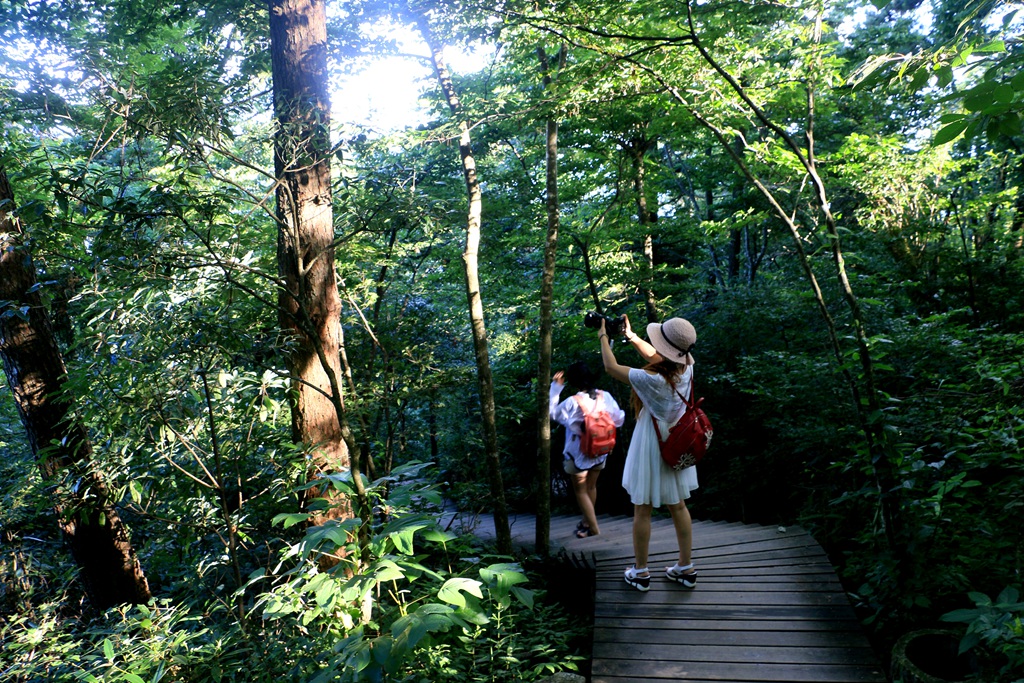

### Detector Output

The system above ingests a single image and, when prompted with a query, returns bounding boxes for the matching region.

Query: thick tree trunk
[0,166,151,608]
[416,13,512,555]
[534,44,565,557]
[269,0,356,528]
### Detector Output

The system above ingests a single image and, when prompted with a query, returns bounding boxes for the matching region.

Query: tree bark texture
[534,44,565,557]
[0,166,151,608]
[269,0,352,526]
[417,13,512,555]
[629,135,659,323]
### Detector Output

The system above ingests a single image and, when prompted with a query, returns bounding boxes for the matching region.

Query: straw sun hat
[646,317,697,366]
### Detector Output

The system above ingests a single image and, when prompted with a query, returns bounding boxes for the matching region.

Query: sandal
[575,527,596,539]
[624,566,651,592]
[575,520,590,534]
[666,563,698,589]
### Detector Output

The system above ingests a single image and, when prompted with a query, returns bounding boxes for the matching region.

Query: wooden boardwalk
[446,511,886,683]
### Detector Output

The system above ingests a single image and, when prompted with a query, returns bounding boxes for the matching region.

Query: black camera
[584,311,626,337]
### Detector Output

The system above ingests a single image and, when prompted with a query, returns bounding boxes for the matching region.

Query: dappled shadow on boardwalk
[450,509,886,683]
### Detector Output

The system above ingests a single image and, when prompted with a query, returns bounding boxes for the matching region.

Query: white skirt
[621,407,699,507]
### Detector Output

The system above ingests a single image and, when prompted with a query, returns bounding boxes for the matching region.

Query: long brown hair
[630,358,686,416]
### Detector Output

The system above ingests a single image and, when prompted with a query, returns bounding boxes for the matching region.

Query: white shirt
[549,381,626,469]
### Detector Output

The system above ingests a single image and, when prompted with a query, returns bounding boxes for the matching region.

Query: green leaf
[390,527,417,555]
[451,606,490,627]
[999,114,1022,137]
[420,529,456,544]
[372,559,407,584]
[958,631,982,654]
[996,586,1020,605]
[437,577,483,608]
[909,67,929,90]
[964,93,993,112]
[941,608,979,622]
[129,480,143,505]
[968,591,992,606]
[933,119,970,146]
[371,636,393,667]
[975,40,1006,54]
[993,83,1016,104]
[103,638,114,661]
[510,585,535,608]
[271,513,310,529]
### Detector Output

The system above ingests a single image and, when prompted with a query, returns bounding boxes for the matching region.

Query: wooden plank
[596,643,881,667]
[580,536,824,561]
[566,522,809,554]
[595,618,867,635]
[596,602,860,622]
[595,588,855,608]
[592,659,886,682]
[693,578,844,590]
[595,546,831,568]
[593,625,872,647]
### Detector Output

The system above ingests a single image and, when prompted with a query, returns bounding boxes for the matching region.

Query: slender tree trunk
[628,134,659,322]
[0,165,151,608]
[416,13,512,554]
[427,394,439,462]
[534,44,565,557]
[678,6,903,556]
[269,0,357,531]
[1012,175,1024,250]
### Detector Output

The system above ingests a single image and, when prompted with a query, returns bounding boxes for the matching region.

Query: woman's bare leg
[585,469,601,525]
[666,501,693,568]
[573,473,600,535]
[633,504,653,570]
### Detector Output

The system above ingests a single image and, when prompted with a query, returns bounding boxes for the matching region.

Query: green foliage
[849,0,1024,146]
[250,463,584,682]
[4,0,1024,679]
[0,601,234,683]
[0,463,584,682]
[942,587,1024,681]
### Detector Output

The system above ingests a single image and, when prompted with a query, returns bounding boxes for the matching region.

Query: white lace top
[628,365,693,425]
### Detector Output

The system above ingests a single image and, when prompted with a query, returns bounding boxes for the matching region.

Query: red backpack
[651,378,713,470]
[574,391,617,458]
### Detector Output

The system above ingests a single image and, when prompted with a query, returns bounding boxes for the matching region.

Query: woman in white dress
[598,315,700,592]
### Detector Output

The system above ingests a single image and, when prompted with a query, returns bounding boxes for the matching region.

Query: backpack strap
[651,413,665,443]
[657,373,695,441]
[672,373,696,408]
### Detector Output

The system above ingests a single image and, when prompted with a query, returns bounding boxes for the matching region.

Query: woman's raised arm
[599,320,632,385]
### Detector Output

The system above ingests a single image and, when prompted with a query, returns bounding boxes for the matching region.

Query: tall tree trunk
[416,13,512,554]
[269,0,358,531]
[427,394,439,462]
[534,44,565,557]
[0,165,151,608]
[628,133,659,322]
